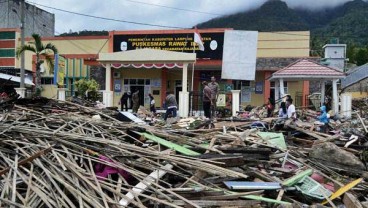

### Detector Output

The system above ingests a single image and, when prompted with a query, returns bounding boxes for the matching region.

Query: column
[302,81,309,107]
[182,63,188,93]
[275,80,280,102]
[320,80,325,106]
[15,88,26,98]
[332,79,338,114]
[179,63,189,118]
[103,63,113,107]
[161,68,167,107]
[58,88,67,101]
[264,72,271,104]
[231,90,241,117]
[279,78,285,99]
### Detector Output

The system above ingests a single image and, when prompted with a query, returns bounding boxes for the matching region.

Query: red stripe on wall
[0,58,15,66]
[0,40,16,48]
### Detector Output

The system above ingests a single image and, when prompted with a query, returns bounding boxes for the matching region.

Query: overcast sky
[28,0,359,34]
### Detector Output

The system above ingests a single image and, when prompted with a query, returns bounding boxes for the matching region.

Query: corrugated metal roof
[341,63,368,88]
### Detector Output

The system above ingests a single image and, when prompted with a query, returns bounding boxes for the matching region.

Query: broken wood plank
[139,132,201,156]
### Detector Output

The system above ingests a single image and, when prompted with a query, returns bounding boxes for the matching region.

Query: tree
[355,48,368,66]
[16,34,58,95]
[74,79,100,102]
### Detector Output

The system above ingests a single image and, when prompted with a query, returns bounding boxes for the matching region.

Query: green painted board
[0,31,15,39]
[282,169,313,187]
[140,133,201,156]
[257,132,287,150]
[242,195,291,205]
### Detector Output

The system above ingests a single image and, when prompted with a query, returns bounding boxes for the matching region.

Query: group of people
[119,90,141,113]
[278,96,297,120]
[202,76,219,119]
[118,76,220,122]
[272,95,329,132]
[266,95,296,120]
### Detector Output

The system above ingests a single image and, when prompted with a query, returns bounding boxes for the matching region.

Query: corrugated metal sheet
[341,64,368,88]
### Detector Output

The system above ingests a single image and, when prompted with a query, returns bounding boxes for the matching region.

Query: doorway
[175,86,182,104]
[130,86,145,107]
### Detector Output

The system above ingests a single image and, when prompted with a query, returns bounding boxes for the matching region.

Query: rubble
[0,97,367,207]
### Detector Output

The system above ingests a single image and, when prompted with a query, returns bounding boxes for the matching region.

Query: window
[145,79,151,85]
[270,81,288,94]
[137,79,145,85]
[130,79,137,85]
[41,77,54,85]
[124,79,129,85]
[233,80,251,90]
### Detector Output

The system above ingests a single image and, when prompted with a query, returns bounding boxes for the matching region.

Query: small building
[341,63,368,98]
[322,44,347,71]
[2,28,313,110]
[0,0,54,37]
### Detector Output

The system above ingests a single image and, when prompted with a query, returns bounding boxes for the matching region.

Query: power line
[122,0,221,16]
[26,1,186,29]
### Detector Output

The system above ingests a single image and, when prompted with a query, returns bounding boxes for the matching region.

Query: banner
[221,30,258,80]
[113,32,224,60]
[54,54,66,87]
[114,79,122,92]
[255,82,263,94]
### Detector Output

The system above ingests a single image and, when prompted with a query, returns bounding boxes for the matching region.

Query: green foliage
[57,30,108,37]
[74,79,100,101]
[16,34,58,94]
[197,0,368,60]
[355,48,368,66]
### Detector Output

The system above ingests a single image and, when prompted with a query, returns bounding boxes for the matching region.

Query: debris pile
[0,98,367,207]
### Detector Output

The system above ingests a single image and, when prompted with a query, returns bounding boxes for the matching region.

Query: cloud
[29,0,361,34]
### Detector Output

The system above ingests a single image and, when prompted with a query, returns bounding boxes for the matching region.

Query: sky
[27,0,359,34]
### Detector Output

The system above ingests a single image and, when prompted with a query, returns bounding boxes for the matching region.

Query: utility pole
[20,0,25,91]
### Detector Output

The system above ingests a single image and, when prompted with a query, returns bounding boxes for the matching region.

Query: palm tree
[16,34,58,95]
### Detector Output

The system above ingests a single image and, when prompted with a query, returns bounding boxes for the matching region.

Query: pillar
[15,88,26,98]
[302,81,309,107]
[231,90,241,117]
[103,63,113,107]
[179,63,189,118]
[275,80,280,102]
[58,88,67,101]
[279,78,285,99]
[320,80,325,106]
[182,63,188,93]
[264,72,271,104]
[161,68,167,107]
[332,79,338,114]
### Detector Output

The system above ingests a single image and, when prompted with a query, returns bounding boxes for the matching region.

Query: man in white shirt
[286,98,296,119]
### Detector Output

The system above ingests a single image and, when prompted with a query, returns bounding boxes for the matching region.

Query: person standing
[148,93,156,114]
[208,76,219,118]
[286,98,296,119]
[278,102,288,119]
[119,92,129,111]
[164,92,178,121]
[132,89,140,113]
[317,105,329,133]
[202,81,212,119]
[267,97,275,117]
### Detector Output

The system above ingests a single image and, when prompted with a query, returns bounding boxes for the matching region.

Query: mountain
[198,0,309,31]
[197,0,368,58]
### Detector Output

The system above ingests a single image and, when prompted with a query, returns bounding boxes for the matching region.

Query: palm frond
[44,43,58,54]
[16,45,36,58]
[32,34,43,52]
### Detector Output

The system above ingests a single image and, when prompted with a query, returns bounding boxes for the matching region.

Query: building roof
[341,63,368,88]
[269,59,346,80]
[98,48,196,64]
